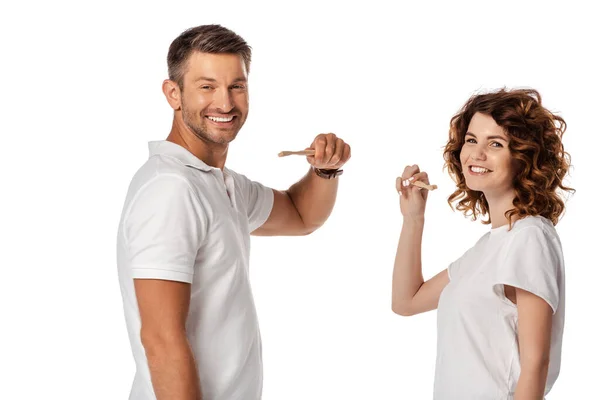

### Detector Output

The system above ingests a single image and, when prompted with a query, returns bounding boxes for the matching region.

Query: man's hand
[306,133,351,170]
[252,133,350,236]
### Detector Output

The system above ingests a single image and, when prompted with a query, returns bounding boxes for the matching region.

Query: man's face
[179,52,249,145]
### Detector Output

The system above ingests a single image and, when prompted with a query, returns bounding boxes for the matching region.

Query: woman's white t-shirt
[434,216,565,399]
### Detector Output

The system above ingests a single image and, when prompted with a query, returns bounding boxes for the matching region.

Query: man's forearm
[287,167,339,232]
[143,336,201,400]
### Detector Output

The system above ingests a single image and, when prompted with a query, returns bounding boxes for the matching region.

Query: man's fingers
[313,136,328,164]
[329,138,345,166]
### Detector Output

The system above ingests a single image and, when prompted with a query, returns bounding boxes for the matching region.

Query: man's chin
[187,124,239,145]
[205,130,239,145]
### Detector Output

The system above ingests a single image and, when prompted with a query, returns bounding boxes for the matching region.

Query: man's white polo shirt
[117,140,274,400]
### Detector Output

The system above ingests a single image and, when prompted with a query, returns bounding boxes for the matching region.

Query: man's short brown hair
[167,24,251,89]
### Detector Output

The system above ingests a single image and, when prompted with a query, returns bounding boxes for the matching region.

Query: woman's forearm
[514,363,549,400]
[391,218,425,315]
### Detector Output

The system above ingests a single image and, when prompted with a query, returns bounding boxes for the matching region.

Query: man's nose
[214,88,234,113]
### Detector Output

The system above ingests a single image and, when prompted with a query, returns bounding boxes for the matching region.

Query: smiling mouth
[206,115,235,123]
[469,166,492,174]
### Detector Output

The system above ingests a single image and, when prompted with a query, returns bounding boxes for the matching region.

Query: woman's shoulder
[508,215,561,247]
[513,215,556,231]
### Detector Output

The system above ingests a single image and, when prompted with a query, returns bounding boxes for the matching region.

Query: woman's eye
[490,141,503,148]
[466,138,476,144]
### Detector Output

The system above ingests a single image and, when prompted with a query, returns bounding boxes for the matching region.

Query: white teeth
[471,166,490,173]
[207,116,234,122]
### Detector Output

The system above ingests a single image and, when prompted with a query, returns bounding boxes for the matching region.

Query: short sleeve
[123,174,205,283]
[447,260,458,280]
[231,171,274,232]
[495,227,561,313]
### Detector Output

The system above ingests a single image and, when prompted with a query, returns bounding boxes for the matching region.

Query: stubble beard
[181,99,242,145]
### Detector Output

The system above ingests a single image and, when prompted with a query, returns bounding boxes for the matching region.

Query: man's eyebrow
[193,77,248,83]
[194,77,217,82]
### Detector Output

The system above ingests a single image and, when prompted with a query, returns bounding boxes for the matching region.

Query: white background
[1,0,598,398]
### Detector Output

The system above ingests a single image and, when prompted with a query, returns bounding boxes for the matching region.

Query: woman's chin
[464,181,484,193]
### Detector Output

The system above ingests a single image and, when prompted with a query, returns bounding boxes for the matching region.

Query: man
[116,24,351,400]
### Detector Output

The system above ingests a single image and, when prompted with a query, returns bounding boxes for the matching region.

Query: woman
[391,88,573,399]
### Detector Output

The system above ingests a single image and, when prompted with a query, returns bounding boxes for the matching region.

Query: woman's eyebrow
[466,132,508,142]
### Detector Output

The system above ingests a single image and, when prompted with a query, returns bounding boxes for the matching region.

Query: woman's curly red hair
[443,88,574,226]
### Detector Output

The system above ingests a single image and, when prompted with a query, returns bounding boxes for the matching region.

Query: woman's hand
[397,164,430,221]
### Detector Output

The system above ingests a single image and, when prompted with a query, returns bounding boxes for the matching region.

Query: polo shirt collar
[148,140,214,172]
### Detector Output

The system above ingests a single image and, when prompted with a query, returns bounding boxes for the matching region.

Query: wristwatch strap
[312,166,344,179]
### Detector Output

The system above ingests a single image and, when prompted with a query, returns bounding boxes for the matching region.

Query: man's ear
[162,79,182,110]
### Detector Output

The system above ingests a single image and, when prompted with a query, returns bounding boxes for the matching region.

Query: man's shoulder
[224,167,267,190]
[132,155,201,188]
[121,156,203,207]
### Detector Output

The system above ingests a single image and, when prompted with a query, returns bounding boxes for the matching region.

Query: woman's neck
[484,189,517,229]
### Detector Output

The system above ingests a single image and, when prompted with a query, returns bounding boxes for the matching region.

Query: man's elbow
[391,301,415,317]
[300,222,322,235]
[140,327,189,356]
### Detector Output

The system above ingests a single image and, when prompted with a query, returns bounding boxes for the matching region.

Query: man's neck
[166,117,228,170]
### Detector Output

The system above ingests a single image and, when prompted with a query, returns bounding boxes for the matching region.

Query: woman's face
[459,112,515,196]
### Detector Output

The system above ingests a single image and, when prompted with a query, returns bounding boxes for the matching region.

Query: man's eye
[232,85,246,90]
[200,86,213,90]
